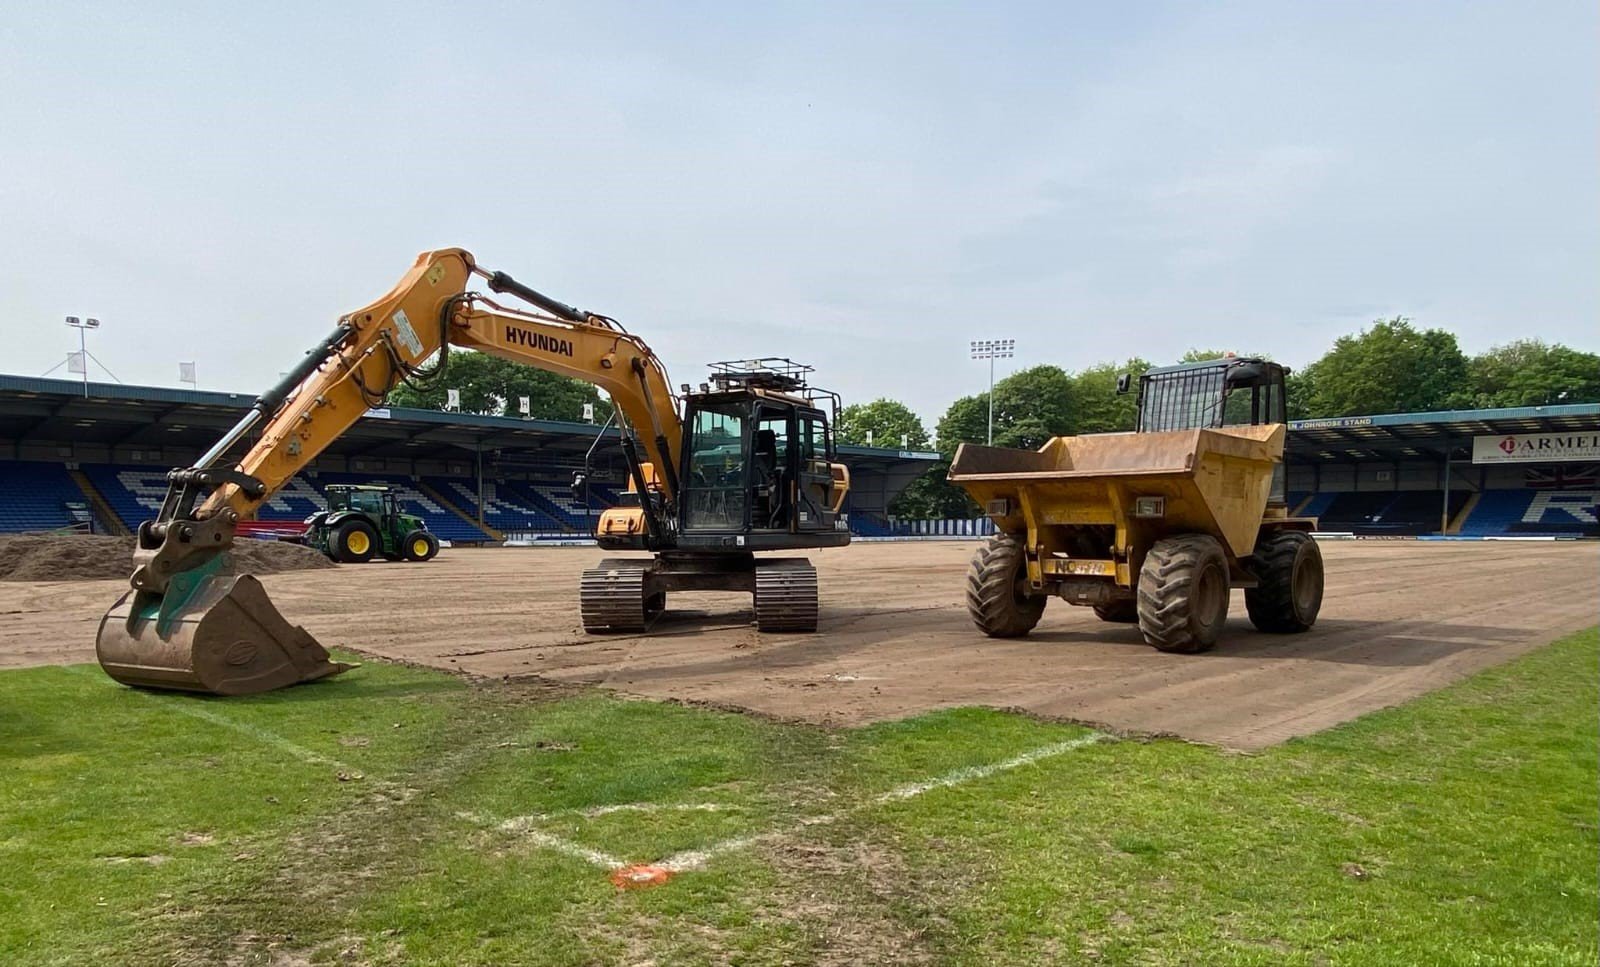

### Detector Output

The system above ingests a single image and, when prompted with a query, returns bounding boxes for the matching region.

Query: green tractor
[303,484,440,563]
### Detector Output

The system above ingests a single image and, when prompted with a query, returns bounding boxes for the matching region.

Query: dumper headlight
[1133,496,1165,518]
[986,498,1010,516]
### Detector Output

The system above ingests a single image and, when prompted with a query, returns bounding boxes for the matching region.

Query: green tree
[1072,357,1152,433]
[836,399,931,450]
[939,365,1080,452]
[1285,368,1315,420]
[386,350,613,423]
[1297,317,1470,417]
[1465,340,1600,409]
[1178,348,1235,363]
[902,366,1079,520]
[888,467,980,519]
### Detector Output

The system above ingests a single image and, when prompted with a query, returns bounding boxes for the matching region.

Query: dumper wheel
[1137,534,1229,653]
[1245,530,1323,633]
[332,519,379,564]
[966,533,1046,637]
[1093,599,1138,623]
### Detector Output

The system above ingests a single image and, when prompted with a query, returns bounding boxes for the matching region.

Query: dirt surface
[1,540,1593,749]
[0,534,332,582]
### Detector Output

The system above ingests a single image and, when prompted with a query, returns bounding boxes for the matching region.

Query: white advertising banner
[1472,431,1600,464]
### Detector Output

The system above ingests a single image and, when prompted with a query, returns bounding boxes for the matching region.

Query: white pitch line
[65,665,358,773]
[581,802,738,818]
[475,732,1112,874]
[870,732,1110,804]
[459,811,627,870]
[654,731,1112,873]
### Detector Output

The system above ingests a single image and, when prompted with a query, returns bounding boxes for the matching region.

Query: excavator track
[580,558,665,633]
[753,558,819,632]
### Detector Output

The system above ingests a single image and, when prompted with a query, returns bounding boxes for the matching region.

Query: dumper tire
[1093,599,1139,623]
[332,519,379,564]
[966,533,1046,637]
[1245,530,1323,633]
[1137,534,1229,653]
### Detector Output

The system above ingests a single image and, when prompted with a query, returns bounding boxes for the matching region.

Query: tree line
[835,319,1599,519]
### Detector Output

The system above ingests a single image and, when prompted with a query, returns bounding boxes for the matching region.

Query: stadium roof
[3,373,1592,469]
[0,373,940,470]
[1287,402,1600,461]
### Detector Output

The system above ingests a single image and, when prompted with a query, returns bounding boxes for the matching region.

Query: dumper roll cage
[1119,356,1290,433]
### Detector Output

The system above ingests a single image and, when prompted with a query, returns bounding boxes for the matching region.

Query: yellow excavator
[95,248,851,696]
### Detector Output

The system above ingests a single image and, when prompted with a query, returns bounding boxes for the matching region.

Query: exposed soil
[0,534,333,582]
[1,540,1593,749]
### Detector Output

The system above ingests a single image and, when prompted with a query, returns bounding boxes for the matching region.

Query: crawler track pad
[96,573,354,696]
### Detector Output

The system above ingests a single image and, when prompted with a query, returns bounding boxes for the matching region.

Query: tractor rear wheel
[1245,530,1323,633]
[402,530,440,562]
[332,519,379,564]
[1137,534,1230,653]
[966,533,1046,637]
[1093,598,1139,623]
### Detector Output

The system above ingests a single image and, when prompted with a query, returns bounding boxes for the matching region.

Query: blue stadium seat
[1459,489,1597,536]
[1297,492,1338,520]
[1315,490,1469,535]
[84,464,329,530]
[422,477,564,533]
[0,461,83,533]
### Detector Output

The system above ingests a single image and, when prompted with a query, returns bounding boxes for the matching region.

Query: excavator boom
[96,248,684,695]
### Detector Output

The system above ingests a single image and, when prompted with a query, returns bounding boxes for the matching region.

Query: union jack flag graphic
[1525,465,1599,489]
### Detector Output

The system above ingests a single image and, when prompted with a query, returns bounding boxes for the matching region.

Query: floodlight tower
[65,316,101,397]
[969,338,1015,445]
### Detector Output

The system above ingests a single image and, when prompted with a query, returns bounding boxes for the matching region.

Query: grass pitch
[3,629,1595,966]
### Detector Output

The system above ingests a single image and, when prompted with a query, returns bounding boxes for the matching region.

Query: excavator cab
[581,359,850,634]
[673,360,849,546]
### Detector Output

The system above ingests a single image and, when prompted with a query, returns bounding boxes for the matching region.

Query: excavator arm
[97,247,684,695]
[196,248,680,528]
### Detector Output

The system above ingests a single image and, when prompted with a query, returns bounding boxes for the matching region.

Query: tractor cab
[1121,356,1290,433]
[327,484,401,519]
[674,359,850,551]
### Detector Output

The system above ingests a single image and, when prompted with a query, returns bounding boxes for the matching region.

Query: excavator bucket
[95,554,353,696]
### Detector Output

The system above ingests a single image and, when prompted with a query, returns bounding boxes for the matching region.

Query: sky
[1,1,1594,426]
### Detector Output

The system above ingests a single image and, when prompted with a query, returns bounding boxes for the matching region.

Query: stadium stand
[1293,492,1337,520]
[1459,489,1600,537]
[0,460,84,533]
[83,465,329,526]
[424,477,563,534]
[848,512,896,537]
[79,464,494,542]
[1316,490,1471,535]
[4,375,1592,543]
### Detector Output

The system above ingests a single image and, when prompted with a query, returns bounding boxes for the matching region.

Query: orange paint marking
[609,864,673,889]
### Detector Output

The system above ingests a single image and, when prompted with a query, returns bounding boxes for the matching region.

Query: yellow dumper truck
[949,356,1323,653]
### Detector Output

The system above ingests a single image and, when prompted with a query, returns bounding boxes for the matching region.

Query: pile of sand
[0,533,335,582]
